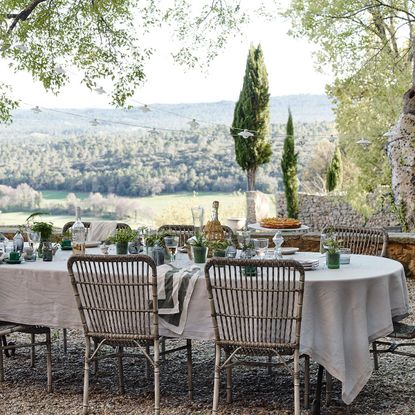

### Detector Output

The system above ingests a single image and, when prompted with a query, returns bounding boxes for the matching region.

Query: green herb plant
[31,222,54,240]
[107,228,138,244]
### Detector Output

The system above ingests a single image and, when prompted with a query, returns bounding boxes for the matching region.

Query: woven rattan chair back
[62,222,131,235]
[158,224,237,246]
[322,225,388,257]
[205,258,305,349]
[67,255,158,341]
[158,224,196,246]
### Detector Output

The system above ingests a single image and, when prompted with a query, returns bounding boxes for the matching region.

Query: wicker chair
[0,322,52,392]
[205,258,308,415]
[68,254,192,415]
[321,225,388,257]
[319,225,388,407]
[62,221,130,235]
[158,224,237,246]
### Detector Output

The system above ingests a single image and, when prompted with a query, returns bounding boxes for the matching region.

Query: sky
[1,14,333,108]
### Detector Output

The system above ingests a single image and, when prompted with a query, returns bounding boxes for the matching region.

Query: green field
[1,191,274,229]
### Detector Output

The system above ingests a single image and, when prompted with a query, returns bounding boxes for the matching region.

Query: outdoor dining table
[0,248,409,406]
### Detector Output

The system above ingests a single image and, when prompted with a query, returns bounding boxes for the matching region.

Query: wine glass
[253,238,269,258]
[27,231,41,257]
[164,236,179,262]
[191,206,204,233]
[272,231,284,259]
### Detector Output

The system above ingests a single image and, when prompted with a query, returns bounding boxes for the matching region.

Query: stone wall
[273,192,398,231]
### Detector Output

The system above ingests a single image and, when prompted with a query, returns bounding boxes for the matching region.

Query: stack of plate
[296,258,320,271]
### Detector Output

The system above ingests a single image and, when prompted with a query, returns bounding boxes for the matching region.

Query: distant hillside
[0,94,334,138]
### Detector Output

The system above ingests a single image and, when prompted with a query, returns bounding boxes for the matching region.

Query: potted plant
[209,240,231,257]
[324,237,341,269]
[188,232,208,264]
[108,228,138,255]
[240,240,256,276]
[31,221,54,258]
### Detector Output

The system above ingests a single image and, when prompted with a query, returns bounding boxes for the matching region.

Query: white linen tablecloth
[0,250,408,404]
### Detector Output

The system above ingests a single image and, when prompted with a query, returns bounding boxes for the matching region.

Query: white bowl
[226,217,246,231]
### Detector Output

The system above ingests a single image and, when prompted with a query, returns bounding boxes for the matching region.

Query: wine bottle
[72,207,86,255]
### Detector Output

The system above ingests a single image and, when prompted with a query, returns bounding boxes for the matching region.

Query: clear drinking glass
[27,231,41,256]
[164,236,179,262]
[253,238,269,258]
[272,231,284,259]
[191,206,204,232]
[237,230,251,248]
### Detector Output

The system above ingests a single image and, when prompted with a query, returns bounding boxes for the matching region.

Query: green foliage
[31,221,53,240]
[0,1,249,122]
[281,110,299,218]
[208,239,231,250]
[326,145,343,192]
[231,44,272,190]
[107,228,137,244]
[188,232,208,247]
[285,0,412,212]
[324,236,341,254]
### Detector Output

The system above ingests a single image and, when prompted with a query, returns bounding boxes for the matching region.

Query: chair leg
[0,335,4,382]
[267,355,272,375]
[83,337,91,415]
[154,339,160,415]
[117,346,125,394]
[326,371,333,405]
[63,329,68,354]
[186,339,193,400]
[293,349,300,415]
[31,333,36,368]
[212,344,221,414]
[311,365,324,415]
[46,330,53,393]
[225,352,232,404]
[304,355,310,409]
[1,336,10,358]
[372,341,379,370]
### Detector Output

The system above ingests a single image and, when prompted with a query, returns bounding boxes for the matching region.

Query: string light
[54,65,66,75]
[140,104,151,113]
[329,134,337,143]
[188,119,199,129]
[15,44,28,52]
[356,138,371,147]
[94,86,106,95]
[31,106,42,114]
[238,129,254,139]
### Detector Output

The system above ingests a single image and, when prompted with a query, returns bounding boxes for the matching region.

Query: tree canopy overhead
[0,0,251,122]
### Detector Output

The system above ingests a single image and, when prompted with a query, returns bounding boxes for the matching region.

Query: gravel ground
[1,280,414,415]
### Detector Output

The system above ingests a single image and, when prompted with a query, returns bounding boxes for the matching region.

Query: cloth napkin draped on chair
[86,221,117,242]
[156,264,200,334]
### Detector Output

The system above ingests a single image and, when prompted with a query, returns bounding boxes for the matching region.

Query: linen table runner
[156,264,200,334]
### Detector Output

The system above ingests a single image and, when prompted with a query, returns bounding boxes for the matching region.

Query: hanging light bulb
[140,104,151,113]
[297,136,305,146]
[90,118,99,126]
[356,138,371,147]
[94,86,106,95]
[15,44,28,52]
[188,119,199,129]
[54,65,66,75]
[31,106,42,114]
[238,129,254,139]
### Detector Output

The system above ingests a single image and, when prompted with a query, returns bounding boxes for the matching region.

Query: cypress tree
[326,145,343,192]
[281,110,299,218]
[231,44,272,191]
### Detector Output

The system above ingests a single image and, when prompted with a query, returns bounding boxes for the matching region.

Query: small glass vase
[42,241,53,262]
[116,241,128,255]
[326,251,340,269]
[192,246,207,264]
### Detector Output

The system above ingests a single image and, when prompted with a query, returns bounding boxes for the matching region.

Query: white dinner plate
[85,241,100,248]
[281,247,299,255]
